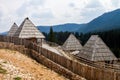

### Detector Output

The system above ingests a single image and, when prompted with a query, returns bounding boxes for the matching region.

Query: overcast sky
[0,0,120,33]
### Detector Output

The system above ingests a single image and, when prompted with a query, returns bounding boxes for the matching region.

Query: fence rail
[0,35,120,80]
[44,40,60,47]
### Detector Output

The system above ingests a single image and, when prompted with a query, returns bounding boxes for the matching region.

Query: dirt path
[0,49,68,80]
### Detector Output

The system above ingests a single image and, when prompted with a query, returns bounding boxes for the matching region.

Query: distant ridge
[77,9,120,33]
[37,23,86,33]
[38,9,120,33]
[0,31,8,35]
[1,9,120,35]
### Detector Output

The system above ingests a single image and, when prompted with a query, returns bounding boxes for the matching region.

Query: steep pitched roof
[14,17,45,39]
[62,34,82,51]
[7,23,18,36]
[77,35,117,61]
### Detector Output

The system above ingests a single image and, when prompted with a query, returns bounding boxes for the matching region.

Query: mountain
[78,9,120,33]
[37,23,86,33]
[0,31,8,36]
[38,9,120,33]
[2,9,120,34]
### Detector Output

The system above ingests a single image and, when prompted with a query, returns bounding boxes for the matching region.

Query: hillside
[37,23,85,33]
[0,32,8,36]
[38,9,120,33]
[1,9,120,35]
[0,24,85,35]
[0,49,67,80]
[78,9,120,33]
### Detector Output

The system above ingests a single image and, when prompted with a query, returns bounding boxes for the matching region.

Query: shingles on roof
[14,17,45,39]
[7,23,18,36]
[77,35,117,61]
[62,34,82,51]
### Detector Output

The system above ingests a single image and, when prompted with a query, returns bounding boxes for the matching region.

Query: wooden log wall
[0,35,120,80]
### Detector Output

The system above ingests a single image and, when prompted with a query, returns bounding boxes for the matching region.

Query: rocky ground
[0,49,68,80]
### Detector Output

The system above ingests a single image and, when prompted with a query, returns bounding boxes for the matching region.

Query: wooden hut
[7,23,18,36]
[77,35,117,64]
[14,17,45,44]
[62,34,82,51]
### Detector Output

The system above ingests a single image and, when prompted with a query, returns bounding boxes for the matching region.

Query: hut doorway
[27,38,37,43]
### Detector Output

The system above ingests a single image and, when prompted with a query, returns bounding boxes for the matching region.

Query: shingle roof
[14,17,45,39]
[77,35,117,61]
[62,34,82,51]
[7,23,18,36]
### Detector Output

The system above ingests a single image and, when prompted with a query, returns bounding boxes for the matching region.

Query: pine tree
[48,27,55,42]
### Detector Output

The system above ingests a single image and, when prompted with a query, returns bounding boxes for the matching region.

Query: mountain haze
[1,9,120,35]
[38,9,120,33]
[78,9,120,33]
[37,23,86,33]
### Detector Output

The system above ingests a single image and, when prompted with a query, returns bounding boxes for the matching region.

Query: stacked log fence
[0,35,120,80]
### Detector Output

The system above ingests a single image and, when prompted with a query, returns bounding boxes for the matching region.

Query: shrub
[0,67,7,74]
[13,77,22,80]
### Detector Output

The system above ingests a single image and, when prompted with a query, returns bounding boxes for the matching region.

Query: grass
[13,77,22,80]
[0,67,7,74]
[3,61,7,64]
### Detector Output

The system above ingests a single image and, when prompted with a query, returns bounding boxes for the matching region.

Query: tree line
[43,27,120,58]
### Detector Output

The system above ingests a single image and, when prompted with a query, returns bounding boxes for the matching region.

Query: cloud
[0,11,2,21]
[80,0,107,22]
[0,0,120,32]
[16,0,45,16]
[99,0,120,12]
[69,3,75,7]
[31,9,55,25]
[85,0,102,8]
[29,0,45,6]
[33,10,54,19]
[111,0,120,9]
[81,8,105,23]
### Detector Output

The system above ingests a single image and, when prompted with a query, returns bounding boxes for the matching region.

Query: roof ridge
[62,33,82,51]
[14,17,45,38]
[7,23,18,36]
[77,35,117,61]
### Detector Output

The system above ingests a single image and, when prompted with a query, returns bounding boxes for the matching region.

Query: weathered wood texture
[0,35,120,80]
